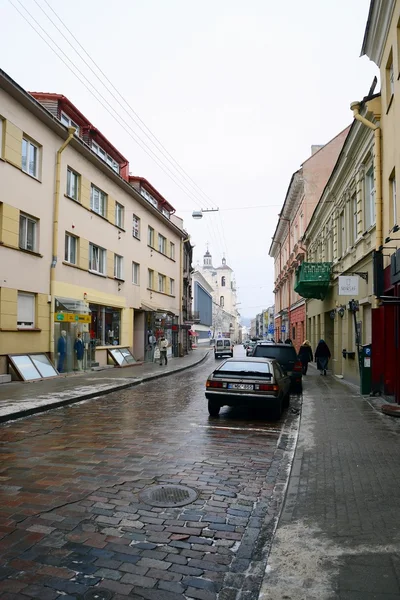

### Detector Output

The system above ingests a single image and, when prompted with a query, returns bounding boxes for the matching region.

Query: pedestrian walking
[278,338,283,343]
[74,332,84,371]
[315,339,331,375]
[284,338,293,345]
[298,340,313,375]
[159,335,169,366]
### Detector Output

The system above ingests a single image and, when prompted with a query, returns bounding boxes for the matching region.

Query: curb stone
[0,350,210,425]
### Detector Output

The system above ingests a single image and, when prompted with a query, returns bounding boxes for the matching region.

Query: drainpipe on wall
[49,127,76,360]
[179,237,190,356]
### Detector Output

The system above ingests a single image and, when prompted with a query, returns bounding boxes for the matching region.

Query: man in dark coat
[315,339,331,375]
[298,340,313,374]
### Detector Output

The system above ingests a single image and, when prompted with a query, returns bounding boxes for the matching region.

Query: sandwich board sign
[338,276,359,296]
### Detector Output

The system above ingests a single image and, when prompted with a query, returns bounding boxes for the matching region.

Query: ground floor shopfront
[274,303,305,351]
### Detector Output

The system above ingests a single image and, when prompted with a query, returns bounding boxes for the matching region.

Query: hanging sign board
[55,312,91,323]
[338,276,359,296]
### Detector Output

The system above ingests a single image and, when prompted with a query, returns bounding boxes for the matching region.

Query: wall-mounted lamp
[337,306,345,318]
[83,292,87,300]
[329,310,336,320]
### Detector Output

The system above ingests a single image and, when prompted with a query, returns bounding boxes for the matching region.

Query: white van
[214,338,234,359]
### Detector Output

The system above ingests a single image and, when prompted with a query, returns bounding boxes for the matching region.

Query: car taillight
[294,361,303,372]
[206,380,223,388]
[257,384,279,392]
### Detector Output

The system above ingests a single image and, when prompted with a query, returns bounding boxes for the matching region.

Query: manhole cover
[83,589,113,600]
[140,484,198,507]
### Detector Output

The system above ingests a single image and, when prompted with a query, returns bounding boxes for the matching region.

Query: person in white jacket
[159,336,169,366]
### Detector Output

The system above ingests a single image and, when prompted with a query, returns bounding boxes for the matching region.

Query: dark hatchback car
[250,342,303,393]
[205,357,291,419]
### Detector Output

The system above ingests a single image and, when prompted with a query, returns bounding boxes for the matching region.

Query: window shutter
[17,293,35,326]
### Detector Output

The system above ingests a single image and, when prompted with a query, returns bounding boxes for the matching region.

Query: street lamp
[192,208,219,219]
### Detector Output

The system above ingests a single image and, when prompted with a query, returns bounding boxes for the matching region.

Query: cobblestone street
[0,350,299,600]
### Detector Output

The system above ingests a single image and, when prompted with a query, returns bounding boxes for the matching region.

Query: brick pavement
[0,348,209,423]
[260,365,400,600]
[0,354,300,599]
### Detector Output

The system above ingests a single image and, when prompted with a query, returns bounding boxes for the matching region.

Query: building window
[60,111,80,135]
[90,185,107,217]
[66,168,80,201]
[365,167,376,230]
[22,137,39,178]
[141,187,158,208]
[148,269,154,289]
[64,233,77,264]
[170,242,175,260]
[89,243,106,274]
[158,273,166,293]
[170,278,175,296]
[221,276,226,287]
[148,226,154,247]
[115,203,124,228]
[158,234,167,254]
[328,234,333,262]
[17,292,35,329]
[91,141,119,174]
[340,211,346,256]
[132,214,140,239]
[132,262,140,285]
[220,296,224,307]
[89,303,121,346]
[19,214,37,252]
[351,193,357,244]
[386,50,395,105]
[390,169,397,228]
[114,254,123,279]
[0,119,3,159]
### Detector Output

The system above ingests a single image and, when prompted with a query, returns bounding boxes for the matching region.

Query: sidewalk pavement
[260,364,400,600]
[0,348,210,424]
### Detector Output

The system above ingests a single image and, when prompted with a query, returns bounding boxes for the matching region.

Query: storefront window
[89,304,121,346]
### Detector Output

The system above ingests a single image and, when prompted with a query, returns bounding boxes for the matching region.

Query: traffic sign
[281,325,286,332]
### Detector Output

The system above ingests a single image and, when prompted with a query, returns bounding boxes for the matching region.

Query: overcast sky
[1,0,378,319]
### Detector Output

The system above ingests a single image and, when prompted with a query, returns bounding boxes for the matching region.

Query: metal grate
[140,484,198,507]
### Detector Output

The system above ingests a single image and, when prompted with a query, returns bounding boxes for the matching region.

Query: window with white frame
[340,211,346,256]
[365,167,376,230]
[327,233,333,262]
[132,262,140,285]
[60,111,80,136]
[132,215,140,239]
[158,234,167,254]
[90,185,107,217]
[148,269,154,289]
[17,292,35,329]
[22,137,39,178]
[351,193,357,244]
[0,119,3,159]
[386,51,395,103]
[19,214,37,252]
[170,242,175,260]
[66,168,80,201]
[89,243,106,274]
[141,187,158,208]
[114,254,123,279]
[91,141,119,173]
[170,278,175,296]
[390,170,397,227]
[148,226,154,247]
[158,273,166,292]
[64,233,77,264]
[115,203,124,228]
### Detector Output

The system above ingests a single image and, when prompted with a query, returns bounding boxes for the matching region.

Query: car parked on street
[214,338,234,359]
[250,342,302,393]
[205,357,291,419]
[246,341,257,356]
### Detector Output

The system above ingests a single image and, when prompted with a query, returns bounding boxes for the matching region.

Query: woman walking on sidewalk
[315,339,331,375]
[298,340,313,374]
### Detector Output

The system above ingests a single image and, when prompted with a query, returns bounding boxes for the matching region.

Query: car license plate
[228,383,253,390]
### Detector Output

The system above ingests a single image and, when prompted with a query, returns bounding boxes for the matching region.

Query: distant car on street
[214,338,234,359]
[246,341,257,356]
[250,342,302,393]
[205,357,291,419]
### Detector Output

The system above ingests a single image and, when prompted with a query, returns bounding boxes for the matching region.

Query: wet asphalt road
[0,347,300,600]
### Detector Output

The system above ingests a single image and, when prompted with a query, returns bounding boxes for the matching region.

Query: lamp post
[192,208,219,219]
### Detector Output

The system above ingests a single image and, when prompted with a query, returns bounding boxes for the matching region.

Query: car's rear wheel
[215,354,219,359]
[208,400,220,416]
[270,398,282,420]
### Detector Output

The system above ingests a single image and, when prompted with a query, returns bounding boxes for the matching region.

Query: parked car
[246,341,257,356]
[250,342,303,393]
[214,338,234,359]
[205,357,291,419]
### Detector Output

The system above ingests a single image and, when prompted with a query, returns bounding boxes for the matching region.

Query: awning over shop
[55,297,91,313]
[140,302,177,316]
[188,330,199,336]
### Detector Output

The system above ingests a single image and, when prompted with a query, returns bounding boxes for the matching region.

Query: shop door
[54,322,88,372]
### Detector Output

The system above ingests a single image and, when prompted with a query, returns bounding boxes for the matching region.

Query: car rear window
[224,340,231,347]
[252,346,297,362]
[217,361,271,374]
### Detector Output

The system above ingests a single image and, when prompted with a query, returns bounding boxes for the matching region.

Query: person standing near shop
[57,330,67,372]
[159,335,169,366]
[74,332,84,371]
[315,339,331,375]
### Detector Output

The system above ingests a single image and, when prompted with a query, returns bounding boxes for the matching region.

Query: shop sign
[338,276,359,296]
[55,312,91,323]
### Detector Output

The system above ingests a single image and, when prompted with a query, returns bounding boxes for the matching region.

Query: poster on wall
[338,276,359,296]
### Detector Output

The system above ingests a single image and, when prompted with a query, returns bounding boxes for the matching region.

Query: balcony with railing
[294,262,332,300]
[183,310,200,323]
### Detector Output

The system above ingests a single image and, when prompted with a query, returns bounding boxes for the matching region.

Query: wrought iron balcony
[184,310,200,323]
[294,262,332,300]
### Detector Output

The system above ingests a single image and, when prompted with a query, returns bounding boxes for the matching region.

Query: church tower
[203,246,213,269]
